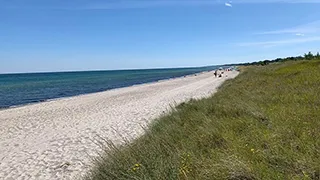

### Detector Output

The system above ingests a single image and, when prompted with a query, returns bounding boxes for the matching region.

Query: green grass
[85,60,320,180]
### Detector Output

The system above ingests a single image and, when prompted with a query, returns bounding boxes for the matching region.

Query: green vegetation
[86,60,320,180]
[241,51,320,66]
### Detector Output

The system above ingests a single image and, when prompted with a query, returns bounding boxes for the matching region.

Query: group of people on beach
[214,68,224,78]
[214,67,233,78]
[214,70,222,77]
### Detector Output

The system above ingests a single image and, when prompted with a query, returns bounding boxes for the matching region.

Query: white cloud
[225,2,232,7]
[258,20,320,36]
[236,36,320,47]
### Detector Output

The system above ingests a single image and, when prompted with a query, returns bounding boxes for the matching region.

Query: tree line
[239,51,320,66]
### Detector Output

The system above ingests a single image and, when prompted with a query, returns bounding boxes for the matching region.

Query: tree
[241,51,319,66]
[304,51,314,60]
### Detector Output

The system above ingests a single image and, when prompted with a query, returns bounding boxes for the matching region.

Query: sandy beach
[0,71,238,180]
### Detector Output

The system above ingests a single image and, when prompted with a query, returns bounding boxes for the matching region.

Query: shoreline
[0,70,238,180]
[0,70,211,111]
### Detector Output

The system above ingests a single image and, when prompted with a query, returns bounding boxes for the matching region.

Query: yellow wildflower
[131,163,142,172]
[302,171,309,178]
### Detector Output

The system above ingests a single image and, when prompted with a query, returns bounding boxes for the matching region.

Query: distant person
[214,70,218,77]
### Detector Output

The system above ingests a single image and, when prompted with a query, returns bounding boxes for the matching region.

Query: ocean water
[0,66,220,108]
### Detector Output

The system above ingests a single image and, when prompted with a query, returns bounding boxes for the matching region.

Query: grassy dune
[86,60,320,180]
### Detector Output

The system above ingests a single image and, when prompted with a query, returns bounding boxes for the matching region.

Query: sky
[1,0,320,73]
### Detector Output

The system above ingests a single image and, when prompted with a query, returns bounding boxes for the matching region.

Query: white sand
[0,71,238,180]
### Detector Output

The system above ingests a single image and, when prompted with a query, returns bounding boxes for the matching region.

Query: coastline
[0,70,238,180]
[0,70,210,111]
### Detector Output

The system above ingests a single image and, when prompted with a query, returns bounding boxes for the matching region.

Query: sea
[0,66,222,109]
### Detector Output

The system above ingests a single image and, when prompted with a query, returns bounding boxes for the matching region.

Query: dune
[0,70,238,180]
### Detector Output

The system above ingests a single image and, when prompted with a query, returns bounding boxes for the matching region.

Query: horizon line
[0,64,227,75]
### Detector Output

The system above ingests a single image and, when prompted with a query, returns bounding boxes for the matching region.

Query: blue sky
[1,0,320,73]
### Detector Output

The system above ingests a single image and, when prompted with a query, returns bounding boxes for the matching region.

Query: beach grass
[85,60,320,180]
